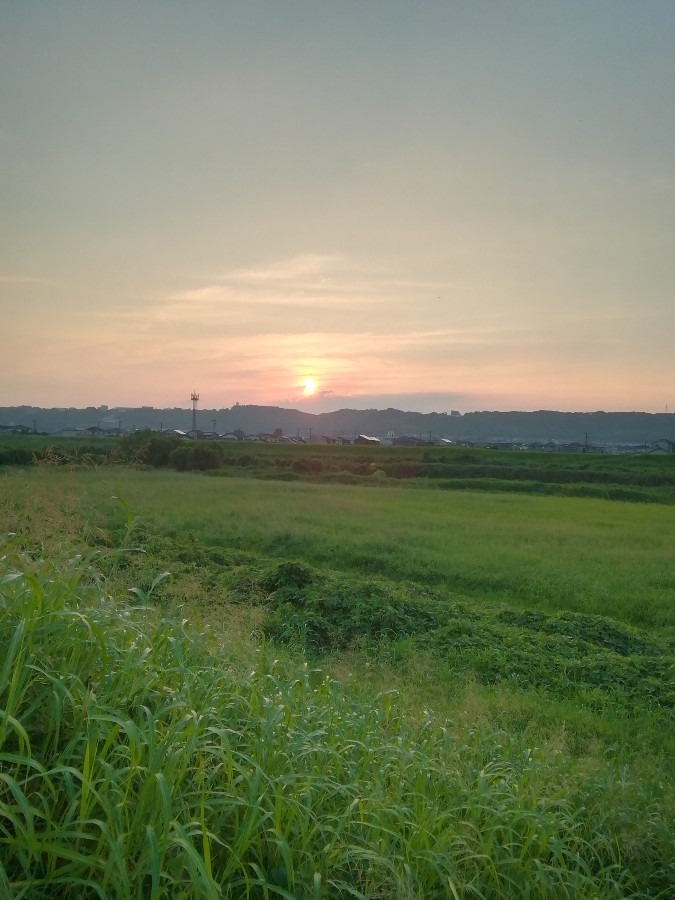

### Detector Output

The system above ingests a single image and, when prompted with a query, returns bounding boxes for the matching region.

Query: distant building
[0,423,31,434]
[162,429,188,439]
[354,434,380,445]
[392,435,428,447]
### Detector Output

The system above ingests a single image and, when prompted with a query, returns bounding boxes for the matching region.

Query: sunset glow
[1,3,674,413]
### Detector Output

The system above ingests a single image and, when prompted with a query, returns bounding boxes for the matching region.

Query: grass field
[6,466,674,628]
[1,463,674,897]
[3,430,675,503]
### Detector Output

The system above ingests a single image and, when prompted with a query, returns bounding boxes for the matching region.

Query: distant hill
[1,405,673,445]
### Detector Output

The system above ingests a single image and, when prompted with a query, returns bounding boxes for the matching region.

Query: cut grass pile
[260,560,674,712]
[1,545,673,898]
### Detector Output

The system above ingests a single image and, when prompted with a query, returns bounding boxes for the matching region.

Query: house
[551,441,582,453]
[162,429,189,439]
[0,423,32,434]
[354,434,380,445]
[260,427,285,443]
[392,435,428,447]
[650,438,675,454]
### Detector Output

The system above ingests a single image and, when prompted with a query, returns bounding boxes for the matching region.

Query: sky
[1,1,674,414]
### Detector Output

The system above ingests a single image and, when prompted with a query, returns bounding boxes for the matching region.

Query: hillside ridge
[2,405,674,444]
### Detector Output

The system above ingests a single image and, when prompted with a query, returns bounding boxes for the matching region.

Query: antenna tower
[191,391,199,432]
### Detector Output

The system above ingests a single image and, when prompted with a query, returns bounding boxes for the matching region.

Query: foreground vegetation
[1,466,674,896]
[2,430,675,503]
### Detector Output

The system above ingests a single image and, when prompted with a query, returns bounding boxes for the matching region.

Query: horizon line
[1,403,672,417]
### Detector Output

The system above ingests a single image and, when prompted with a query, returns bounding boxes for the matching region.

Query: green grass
[1,545,672,898]
[0,435,116,467]
[3,432,675,503]
[1,467,674,896]
[5,467,672,630]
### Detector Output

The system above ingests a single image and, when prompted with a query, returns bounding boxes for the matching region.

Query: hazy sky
[2,1,674,413]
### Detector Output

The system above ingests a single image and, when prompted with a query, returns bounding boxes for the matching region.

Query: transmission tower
[191,391,199,432]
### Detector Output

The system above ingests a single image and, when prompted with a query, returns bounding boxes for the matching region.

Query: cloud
[98,253,479,342]
[0,275,61,286]
[22,248,668,413]
[226,253,340,283]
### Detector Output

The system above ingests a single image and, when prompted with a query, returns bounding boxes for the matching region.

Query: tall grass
[5,468,670,631]
[2,545,672,898]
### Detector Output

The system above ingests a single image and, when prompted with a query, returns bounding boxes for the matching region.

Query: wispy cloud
[99,253,475,338]
[226,253,340,284]
[0,275,61,286]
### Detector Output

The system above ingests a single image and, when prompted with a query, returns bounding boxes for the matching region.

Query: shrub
[0,446,33,466]
[168,443,222,471]
[118,430,180,467]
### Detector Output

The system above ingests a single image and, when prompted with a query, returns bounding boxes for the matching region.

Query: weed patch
[2,547,673,897]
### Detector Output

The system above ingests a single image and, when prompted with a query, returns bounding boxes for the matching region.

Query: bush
[0,445,33,465]
[168,443,222,471]
[291,457,325,474]
[119,430,180,467]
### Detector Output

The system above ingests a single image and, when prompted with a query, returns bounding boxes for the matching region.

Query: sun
[302,376,317,396]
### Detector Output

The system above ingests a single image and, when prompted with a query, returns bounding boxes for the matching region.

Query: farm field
[1,464,674,897]
[2,430,675,504]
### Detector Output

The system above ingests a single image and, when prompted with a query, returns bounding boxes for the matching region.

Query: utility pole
[191,392,199,432]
